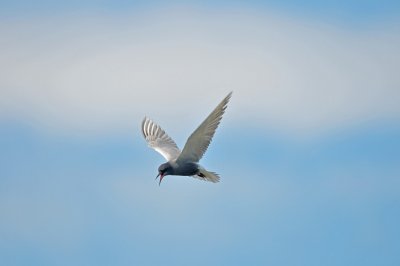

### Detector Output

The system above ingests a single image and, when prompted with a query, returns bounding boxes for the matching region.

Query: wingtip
[224,91,233,105]
[219,91,233,112]
[141,116,151,138]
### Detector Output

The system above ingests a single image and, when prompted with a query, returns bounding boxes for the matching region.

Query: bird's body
[158,161,198,176]
[141,92,232,185]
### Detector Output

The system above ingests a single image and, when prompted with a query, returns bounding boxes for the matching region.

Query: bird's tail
[194,167,220,183]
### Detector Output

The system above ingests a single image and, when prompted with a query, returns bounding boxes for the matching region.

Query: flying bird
[141,92,232,185]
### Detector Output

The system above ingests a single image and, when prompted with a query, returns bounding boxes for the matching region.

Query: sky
[0,1,400,266]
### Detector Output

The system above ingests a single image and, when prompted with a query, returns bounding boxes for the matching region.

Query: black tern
[142,92,232,185]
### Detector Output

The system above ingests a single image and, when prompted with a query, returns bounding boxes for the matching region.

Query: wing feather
[141,117,181,161]
[177,92,232,163]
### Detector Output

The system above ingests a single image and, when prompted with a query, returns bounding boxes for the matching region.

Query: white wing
[141,117,181,161]
[177,92,232,163]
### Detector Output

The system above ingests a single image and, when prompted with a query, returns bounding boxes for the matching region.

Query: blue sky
[1,1,400,266]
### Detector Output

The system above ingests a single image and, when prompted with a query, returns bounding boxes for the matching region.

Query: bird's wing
[177,92,232,163]
[141,117,181,161]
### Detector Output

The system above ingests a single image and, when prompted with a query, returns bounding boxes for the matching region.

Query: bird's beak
[159,173,165,186]
[156,173,165,186]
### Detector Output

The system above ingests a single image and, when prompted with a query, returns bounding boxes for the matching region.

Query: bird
[141,92,232,185]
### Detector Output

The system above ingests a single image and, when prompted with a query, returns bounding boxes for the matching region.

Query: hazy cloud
[1,9,399,134]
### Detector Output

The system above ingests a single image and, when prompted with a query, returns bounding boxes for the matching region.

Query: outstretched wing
[177,92,232,163]
[141,117,181,161]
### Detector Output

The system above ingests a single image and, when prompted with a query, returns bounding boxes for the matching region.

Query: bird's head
[156,163,173,185]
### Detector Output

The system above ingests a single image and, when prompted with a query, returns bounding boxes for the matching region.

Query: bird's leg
[197,172,206,178]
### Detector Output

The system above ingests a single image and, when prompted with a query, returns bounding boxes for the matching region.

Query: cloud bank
[0,8,399,135]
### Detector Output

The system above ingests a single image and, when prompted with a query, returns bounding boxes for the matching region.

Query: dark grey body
[158,161,199,177]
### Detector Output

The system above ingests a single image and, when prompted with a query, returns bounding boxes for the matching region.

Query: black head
[156,162,173,185]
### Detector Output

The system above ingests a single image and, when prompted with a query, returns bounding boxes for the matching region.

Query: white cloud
[0,9,399,135]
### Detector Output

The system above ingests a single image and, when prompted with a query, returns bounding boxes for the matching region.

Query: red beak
[156,173,165,186]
